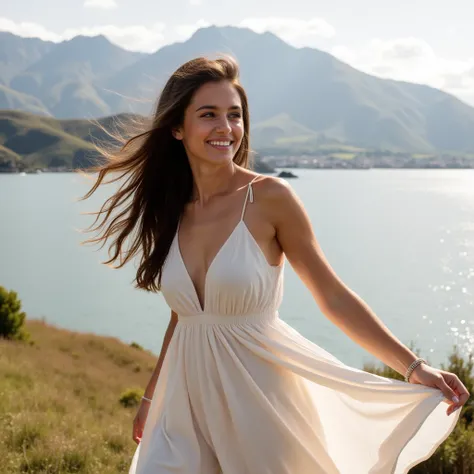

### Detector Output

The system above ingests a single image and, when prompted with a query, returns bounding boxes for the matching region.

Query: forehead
[190,81,242,107]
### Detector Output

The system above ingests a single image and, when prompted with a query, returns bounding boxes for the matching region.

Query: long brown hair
[79,55,251,292]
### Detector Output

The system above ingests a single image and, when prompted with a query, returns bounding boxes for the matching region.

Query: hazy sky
[2,0,474,105]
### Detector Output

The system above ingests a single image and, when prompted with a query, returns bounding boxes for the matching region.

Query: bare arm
[266,178,418,376]
[143,310,178,399]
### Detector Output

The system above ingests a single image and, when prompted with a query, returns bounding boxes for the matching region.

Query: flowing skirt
[129,312,460,474]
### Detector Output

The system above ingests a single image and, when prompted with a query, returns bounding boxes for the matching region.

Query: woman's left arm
[266,177,469,415]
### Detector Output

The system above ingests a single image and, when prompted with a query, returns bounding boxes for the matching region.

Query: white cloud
[175,19,211,40]
[330,37,474,106]
[175,17,335,48]
[239,17,335,47]
[189,0,203,5]
[0,17,166,53]
[84,0,117,9]
[62,24,166,52]
[0,17,63,42]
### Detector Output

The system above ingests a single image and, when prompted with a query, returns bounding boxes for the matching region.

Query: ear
[172,128,183,140]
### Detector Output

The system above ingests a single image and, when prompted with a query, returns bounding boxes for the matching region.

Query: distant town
[2,150,474,174]
[258,150,474,170]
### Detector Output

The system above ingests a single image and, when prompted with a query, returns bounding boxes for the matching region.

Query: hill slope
[0,110,98,169]
[0,319,153,473]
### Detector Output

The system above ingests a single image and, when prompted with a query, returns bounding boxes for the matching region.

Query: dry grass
[0,319,156,473]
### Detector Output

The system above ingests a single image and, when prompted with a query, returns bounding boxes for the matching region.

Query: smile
[207,140,233,149]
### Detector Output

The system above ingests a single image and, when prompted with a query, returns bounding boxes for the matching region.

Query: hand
[409,363,470,416]
[132,400,151,444]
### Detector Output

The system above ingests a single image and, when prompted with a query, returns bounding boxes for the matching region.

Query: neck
[189,161,238,205]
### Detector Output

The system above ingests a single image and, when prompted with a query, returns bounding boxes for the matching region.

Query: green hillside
[252,113,318,148]
[0,110,97,170]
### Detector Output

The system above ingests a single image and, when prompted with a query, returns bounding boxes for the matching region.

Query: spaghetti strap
[240,176,259,221]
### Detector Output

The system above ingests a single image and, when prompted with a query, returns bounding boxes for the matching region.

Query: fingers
[441,372,470,416]
[133,424,143,444]
[437,376,459,403]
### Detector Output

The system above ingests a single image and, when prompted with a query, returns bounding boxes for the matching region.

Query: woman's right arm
[133,310,178,444]
[143,310,178,400]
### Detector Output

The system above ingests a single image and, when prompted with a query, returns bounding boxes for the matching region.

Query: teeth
[208,141,231,146]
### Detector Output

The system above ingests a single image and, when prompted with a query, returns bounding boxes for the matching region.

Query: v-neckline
[175,219,244,313]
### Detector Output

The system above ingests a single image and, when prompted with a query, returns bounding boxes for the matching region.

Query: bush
[0,286,29,341]
[440,346,474,426]
[130,342,143,350]
[119,388,143,408]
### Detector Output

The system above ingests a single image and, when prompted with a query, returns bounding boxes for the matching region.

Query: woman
[82,56,468,473]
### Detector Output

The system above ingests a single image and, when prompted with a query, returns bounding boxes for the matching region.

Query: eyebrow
[195,105,242,112]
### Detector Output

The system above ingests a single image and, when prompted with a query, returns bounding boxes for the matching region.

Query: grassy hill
[0,110,99,170]
[0,319,153,473]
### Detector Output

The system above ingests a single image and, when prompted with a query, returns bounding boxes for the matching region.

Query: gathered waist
[177,310,279,326]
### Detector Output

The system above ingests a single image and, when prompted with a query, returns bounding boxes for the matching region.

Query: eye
[230,113,242,119]
[201,112,215,118]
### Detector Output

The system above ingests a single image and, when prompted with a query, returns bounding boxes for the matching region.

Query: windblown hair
[79,55,251,292]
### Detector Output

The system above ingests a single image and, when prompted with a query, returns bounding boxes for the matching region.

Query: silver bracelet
[141,396,152,403]
[404,357,427,383]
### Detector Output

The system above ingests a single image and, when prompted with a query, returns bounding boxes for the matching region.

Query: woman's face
[174,80,244,165]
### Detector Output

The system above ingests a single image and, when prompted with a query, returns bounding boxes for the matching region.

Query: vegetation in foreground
[1,286,474,473]
[1,288,154,473]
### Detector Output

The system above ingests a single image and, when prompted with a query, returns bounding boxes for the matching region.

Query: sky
[2,0,474,106]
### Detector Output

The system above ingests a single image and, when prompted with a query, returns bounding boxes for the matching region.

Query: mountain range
[1,27,474,153]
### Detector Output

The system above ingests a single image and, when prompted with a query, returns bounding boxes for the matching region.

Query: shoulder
[252,174,294,201]
[251,174,303,223]
[253,175,297,206]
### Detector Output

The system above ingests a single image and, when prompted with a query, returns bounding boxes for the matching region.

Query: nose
[215,116,232,134]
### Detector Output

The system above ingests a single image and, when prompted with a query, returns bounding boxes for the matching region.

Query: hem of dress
[390,393,461,474]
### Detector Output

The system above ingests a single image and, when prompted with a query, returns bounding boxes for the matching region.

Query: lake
[1,169,473,371]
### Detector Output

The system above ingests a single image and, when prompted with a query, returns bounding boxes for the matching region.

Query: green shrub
[0,286,29,341]
[118,388,143,408]
[440,346,474,426]
[130,342,143,350]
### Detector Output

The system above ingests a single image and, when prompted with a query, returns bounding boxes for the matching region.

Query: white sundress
[129,176,460,474]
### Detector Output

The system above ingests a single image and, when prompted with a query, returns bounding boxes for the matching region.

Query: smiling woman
[78,55,466,474]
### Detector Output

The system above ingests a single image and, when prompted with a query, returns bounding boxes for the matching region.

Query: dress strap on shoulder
[240,175,260,221]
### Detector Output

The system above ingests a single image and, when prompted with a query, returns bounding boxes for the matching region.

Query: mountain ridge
[1,27,474,152]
